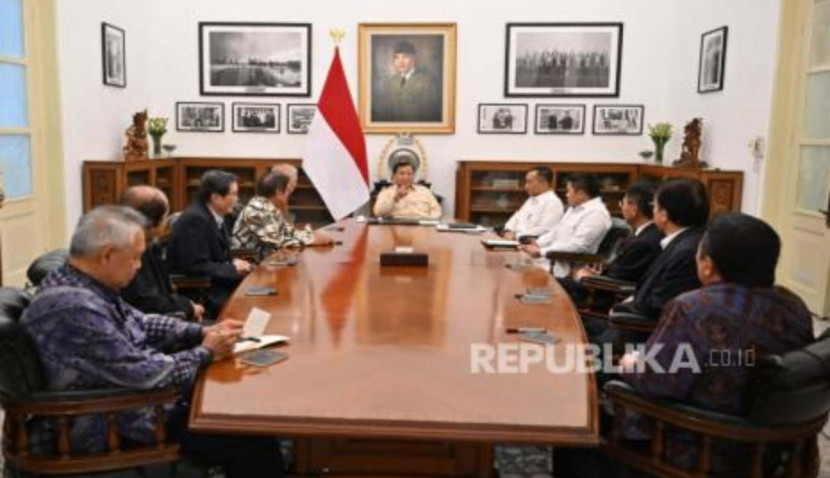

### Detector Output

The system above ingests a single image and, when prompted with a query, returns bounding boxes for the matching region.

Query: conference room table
[189,219,598,477]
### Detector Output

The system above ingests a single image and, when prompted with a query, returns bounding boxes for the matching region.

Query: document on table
[233,307,290,354]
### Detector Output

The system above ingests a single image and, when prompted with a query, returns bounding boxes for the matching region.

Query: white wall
[57,0,154,230]
[665,0,780,215]
[57,0,780,230]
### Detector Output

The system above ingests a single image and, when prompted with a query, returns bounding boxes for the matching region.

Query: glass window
[0,0,25,58]
[812,0,830,68]
[805,71,830,138]
[0,135,32,198]
[796,146,830,212]
[0,63,29,128]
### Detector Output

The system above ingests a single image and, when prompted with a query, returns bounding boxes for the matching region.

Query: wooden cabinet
[83,157,333,226]
[455,160,743,224]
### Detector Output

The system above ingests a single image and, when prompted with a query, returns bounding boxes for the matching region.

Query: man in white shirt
[502,167,564,240]
[522,173,612,277]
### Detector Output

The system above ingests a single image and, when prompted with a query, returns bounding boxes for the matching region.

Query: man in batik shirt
[618,213,813,475]
[232,170,331,258]
[21,206,283,477]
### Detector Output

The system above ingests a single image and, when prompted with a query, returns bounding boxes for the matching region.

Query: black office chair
[545,217,631,273]
[602,331,830,477]
[25,249,69,288]
[0,287,183,477]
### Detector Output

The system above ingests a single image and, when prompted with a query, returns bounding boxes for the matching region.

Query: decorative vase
[652,137,668,164]
[150,133,164,158]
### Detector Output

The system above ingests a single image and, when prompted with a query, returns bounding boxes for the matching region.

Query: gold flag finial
[330,28,346,45]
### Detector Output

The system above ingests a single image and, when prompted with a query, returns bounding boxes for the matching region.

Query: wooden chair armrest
[608,309,658,334]
[581,276,636,295]
[170,274,211,291]
[2,388,179,416]
[603,380,826,443]
[545,251,604,264]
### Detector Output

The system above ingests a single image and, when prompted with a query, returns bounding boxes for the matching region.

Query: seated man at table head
[232,170,332,257]
[618,213,812,474]
[120,185,205,321]
[167,169,252,319]
[20,206,284,476]
[271,163,299,213]
[501,166,564,241]
[372,160,442,220]
[614,178,709,322]
[521,173,611,277]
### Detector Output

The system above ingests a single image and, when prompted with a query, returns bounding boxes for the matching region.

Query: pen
[239,336,261,343]
[505,327,546,334]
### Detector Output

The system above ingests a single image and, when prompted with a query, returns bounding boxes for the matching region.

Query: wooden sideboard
[455,160,743,225]
[82,157,334,227]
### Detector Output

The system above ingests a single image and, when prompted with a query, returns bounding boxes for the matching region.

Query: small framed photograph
[101,23,126,87]
[477,104,528,134]
[535,104,586,135]
[286,104,316,134]
[176,102,224,132]
[231,103,280,133]
[199,22,312,97]
[592,104,644,135]
[505,23,623,98]
[698,26,728,93]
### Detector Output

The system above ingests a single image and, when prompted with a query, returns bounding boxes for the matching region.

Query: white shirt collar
[529,189,554,204]
[660,227,688,249]
[402,68,416,81]
[572,196,603,212]
[634,221,653,237]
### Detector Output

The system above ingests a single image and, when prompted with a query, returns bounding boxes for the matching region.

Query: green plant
[147,117,168,136]
[648,122,672,140]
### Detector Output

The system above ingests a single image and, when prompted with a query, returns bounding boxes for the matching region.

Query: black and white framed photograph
[698,26,728,93]
[535,104,586,134]
[101,22,126,87]
[231,103,279,133]
[199,22,311,97]
[505,23,623,97]
[477,104,528,134]
[286,104,316,134]
[592,104,644,135]
[176,102,224,132]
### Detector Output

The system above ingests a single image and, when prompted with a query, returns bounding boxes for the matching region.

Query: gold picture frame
[358,23,457,134]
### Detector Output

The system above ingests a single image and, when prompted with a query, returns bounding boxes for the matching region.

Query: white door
[0,0,65,286]
[777,0,830,315]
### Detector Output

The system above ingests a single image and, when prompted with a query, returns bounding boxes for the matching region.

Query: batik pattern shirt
[21,264,211,453]
[231,196,314,255]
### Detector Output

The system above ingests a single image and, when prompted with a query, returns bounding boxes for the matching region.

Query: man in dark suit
[614,178,709,322]
[120,185,204,321]
[560,181,663,311]
[167,170,252,319]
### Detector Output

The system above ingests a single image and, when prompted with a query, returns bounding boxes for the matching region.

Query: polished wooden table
[190,219,598,476]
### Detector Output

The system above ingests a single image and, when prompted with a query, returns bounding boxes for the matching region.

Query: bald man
[120,185,205,321]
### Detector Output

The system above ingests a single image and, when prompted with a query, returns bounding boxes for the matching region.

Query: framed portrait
[592,104,644,136]
[477,104,528,134]
[535,104,586,135]
[358,23,457,134]
[698,26,728,93]
[231,103,279,133]
[199,22,311,97]
[101,23,126,87]
[505,23,623,98]
[176,102,225,132]
[286,104,316,134]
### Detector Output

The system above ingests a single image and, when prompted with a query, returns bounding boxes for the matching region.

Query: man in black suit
[614,178,709,322]
[120,185,205,321]
[560,181,664,310]
[167,170,253,319]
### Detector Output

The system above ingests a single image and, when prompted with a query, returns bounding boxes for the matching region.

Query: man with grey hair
[21,206,284,477]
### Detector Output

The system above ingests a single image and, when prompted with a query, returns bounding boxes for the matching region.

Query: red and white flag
[303,48,370,221]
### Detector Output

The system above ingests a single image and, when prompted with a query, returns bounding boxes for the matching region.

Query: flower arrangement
[647,122,672,163]
[147,117,168,157]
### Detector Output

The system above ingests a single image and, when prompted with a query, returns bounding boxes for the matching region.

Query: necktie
[400,75,407,87]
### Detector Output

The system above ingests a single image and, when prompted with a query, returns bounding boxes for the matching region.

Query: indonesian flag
[304,48,370,221]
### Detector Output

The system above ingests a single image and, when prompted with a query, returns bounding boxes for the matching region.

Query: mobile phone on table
[518,331,560,345]
[240,350,288,367]
[245,286,278,296]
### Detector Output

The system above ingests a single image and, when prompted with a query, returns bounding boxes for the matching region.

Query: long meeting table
[189,219,598,476]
